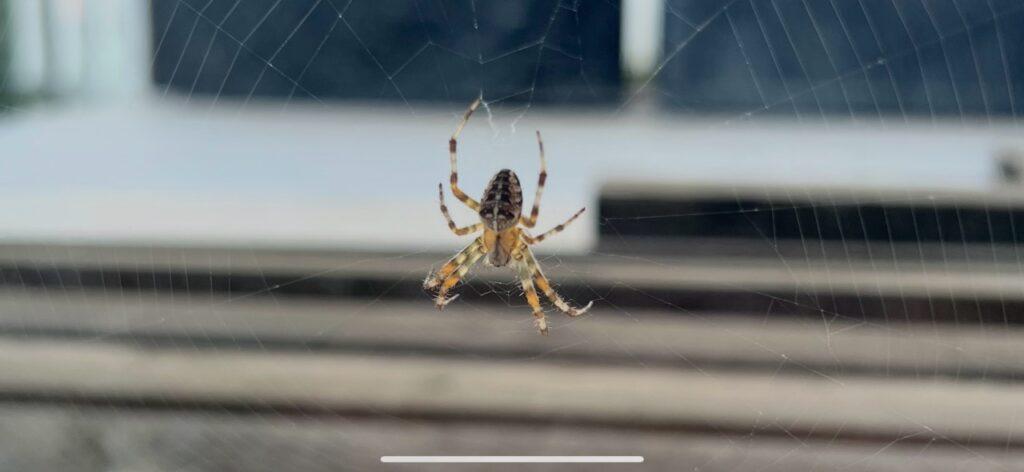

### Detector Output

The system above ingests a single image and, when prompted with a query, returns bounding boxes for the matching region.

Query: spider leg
[520,244,593,317]
[520,130,547,228]
[448,97,482,211]
[434,247,484,309]
[517,269,548,335]
[425,237,485,309]
[437,183,483,235]
[424,237,483,291]
[523,207,586,245]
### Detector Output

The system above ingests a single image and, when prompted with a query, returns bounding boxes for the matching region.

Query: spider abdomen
[479,169,522,232]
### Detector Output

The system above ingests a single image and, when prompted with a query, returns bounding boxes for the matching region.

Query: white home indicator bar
[381,456,644,463]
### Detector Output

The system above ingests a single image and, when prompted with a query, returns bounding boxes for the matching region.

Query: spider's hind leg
[424,238,482,290]
[520,244,593,318]
[514,256,548,335]
[425,237,485,309]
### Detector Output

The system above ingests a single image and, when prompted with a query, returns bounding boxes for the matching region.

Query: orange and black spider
[423,97,594,335]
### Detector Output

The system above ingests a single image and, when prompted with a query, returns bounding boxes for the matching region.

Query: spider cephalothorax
[423,97,593,335]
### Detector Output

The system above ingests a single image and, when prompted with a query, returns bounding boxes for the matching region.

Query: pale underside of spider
[423,97,593,335]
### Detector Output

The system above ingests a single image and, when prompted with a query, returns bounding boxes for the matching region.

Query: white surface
[0,100,1020,252]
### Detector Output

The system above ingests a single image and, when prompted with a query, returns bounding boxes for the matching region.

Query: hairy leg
[519,273,548,335]
[520,130,548,228]
[437,183,483,235]
[523,207,586,245]
[448,97,482,211]
[520,244,593,317]
[432,246,485,309]
[424,237,483,292]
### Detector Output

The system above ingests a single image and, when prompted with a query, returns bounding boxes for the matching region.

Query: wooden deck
[0,244,1022,469]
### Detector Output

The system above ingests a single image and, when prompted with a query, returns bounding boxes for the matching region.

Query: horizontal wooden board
[0,288,1021,379]
[0,404,1019,471]
[2,244,1024,300]
[0,336,1023,448]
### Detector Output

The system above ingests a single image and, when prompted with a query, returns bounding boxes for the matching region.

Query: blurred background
[0,0,1024,470]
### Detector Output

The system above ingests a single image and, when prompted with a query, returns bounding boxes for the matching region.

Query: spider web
[2,0,1024,470]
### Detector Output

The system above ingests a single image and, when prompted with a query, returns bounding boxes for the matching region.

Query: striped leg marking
[448,97,482,211]
[425,238,485,309]
[438,183,482,235]
[520,275,548,335]
[524,207,586,245]
[424,238,482,291]
[434,248,484,309]
[520,130,548,228]
[522,245,593,317]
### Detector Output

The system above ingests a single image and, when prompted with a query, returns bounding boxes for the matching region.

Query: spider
[423,97,593,335]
